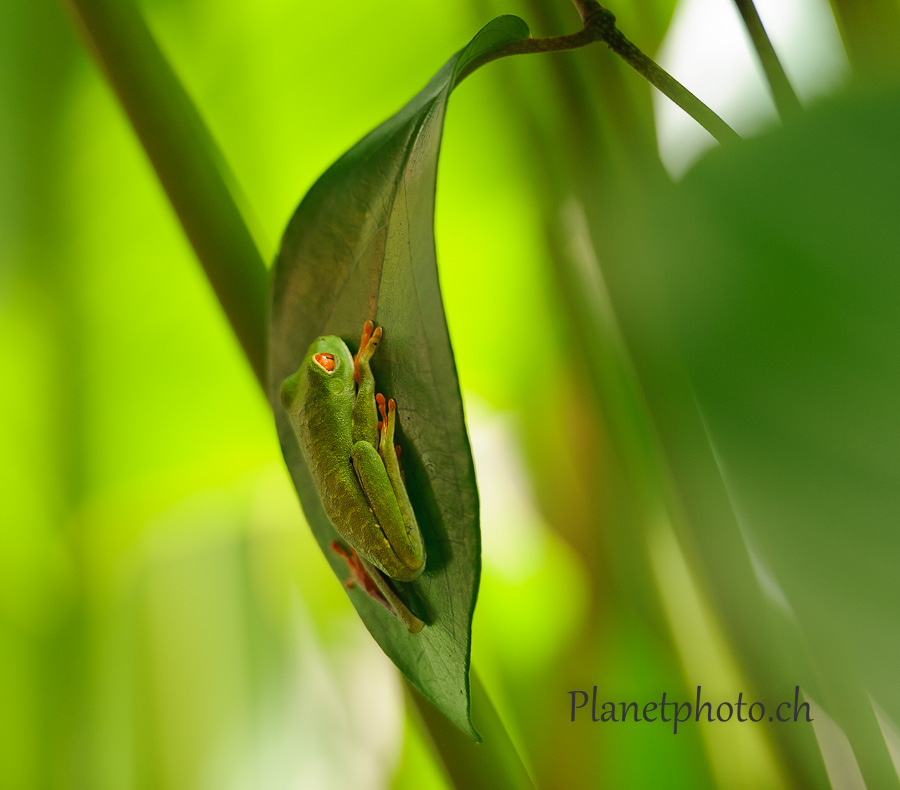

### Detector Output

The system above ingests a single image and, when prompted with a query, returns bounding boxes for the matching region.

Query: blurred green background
[5,0,900,787]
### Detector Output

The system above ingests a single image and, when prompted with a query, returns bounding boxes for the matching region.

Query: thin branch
[459,5,740,145]
[732,0,801,120]
[596,12,741,144]
[456,25,598,82]
[571,0,605,24]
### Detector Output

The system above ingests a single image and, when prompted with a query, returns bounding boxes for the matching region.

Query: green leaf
[607,87,900,786]
[268,15,530,737]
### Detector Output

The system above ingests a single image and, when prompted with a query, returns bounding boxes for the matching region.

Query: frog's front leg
[352,320,376,385]
[351,320,381,446]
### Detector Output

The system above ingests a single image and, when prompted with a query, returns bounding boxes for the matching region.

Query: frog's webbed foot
[353,320,382,385]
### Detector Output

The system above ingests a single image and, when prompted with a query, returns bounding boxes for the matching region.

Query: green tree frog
[280,322,426,632]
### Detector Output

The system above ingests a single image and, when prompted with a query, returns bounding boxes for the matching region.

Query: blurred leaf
[269,15,530,737]
[828,0,900,79]
[66,0,270,387]
[608,86,900,788]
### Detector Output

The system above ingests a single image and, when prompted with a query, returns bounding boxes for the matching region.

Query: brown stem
[732,0,801,120]
[596,14,741,144]
[458,5,740,146]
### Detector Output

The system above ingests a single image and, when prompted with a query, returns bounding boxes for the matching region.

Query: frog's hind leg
[330,541,424,634]
[330,541,390,606]
[358,554,425,634]
[374,394,425,571]
[349,440,423,580]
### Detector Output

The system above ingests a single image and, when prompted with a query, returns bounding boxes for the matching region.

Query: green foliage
[8,0,900,787]
[626,87,900,786]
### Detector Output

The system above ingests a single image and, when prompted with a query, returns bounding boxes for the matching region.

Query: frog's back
[281,336,387,558]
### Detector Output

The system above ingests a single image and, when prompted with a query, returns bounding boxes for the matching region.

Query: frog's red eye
[314,353,335,372]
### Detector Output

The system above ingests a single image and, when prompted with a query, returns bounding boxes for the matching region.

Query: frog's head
[281,335,354,411]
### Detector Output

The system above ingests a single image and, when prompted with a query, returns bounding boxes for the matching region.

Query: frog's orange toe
[376,393,389,427]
